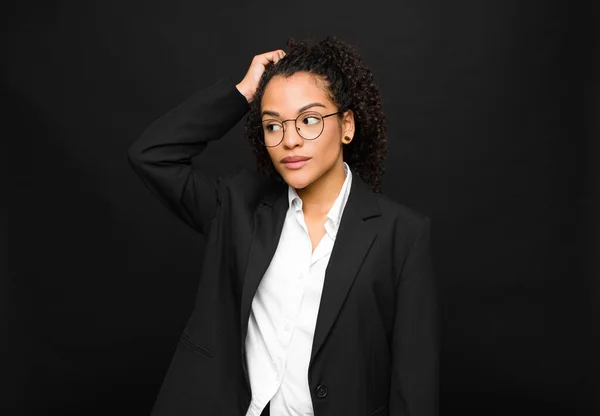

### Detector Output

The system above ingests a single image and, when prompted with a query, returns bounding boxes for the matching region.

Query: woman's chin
[282,173,311,190]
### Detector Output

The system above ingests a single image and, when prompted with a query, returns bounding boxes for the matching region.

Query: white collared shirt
[244,162,353,416]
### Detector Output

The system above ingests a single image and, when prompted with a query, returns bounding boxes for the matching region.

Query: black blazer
[127,78,439,416]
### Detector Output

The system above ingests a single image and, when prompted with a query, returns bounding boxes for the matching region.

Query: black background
[2,1,598,415]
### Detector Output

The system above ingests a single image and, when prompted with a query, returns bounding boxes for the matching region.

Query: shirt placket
[275,212,310,382]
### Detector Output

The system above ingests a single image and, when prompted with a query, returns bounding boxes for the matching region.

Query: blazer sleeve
[389,217,440,416]
[127,78,250,235]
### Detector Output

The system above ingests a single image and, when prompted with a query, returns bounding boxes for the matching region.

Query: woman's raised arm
[127,78,249,234]
[127,49,286,235]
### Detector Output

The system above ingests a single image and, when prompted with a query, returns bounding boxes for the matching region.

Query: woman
[128,36,438,416]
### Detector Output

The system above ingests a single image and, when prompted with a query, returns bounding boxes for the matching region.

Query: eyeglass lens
[261,112,324,146]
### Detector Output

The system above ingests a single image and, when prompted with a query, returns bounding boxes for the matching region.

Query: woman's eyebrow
[261,102,327,118]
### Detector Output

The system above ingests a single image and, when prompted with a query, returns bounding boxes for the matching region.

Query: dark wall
[2,1,597,415]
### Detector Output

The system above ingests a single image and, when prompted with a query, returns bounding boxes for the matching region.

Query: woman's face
[260,71,354,190]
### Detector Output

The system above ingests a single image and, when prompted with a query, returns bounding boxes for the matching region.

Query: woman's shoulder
[375,191,428,222]
[220,166,285,205]
[371,190,430,240]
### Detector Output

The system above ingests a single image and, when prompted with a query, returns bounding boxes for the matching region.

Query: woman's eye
[302,116,320,125]
[265,123,281,132]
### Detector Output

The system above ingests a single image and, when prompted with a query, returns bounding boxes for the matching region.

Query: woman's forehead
[261,73,333,112]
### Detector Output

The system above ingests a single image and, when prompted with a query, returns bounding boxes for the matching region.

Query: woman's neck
[296,161,347,217]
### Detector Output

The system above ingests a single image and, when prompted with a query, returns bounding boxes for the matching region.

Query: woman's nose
[282,124,304,148]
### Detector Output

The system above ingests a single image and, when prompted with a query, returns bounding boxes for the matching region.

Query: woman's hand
[236,49,286,104]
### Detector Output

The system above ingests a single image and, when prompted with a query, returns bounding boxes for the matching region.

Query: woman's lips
[282,159,310,169]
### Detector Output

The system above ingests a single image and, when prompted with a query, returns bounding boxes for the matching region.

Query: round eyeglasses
[258,110,343,147]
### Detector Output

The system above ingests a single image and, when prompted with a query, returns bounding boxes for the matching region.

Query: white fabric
[244,162,353,416]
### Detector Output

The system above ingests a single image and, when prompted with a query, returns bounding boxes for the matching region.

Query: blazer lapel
[239,179,288,381]
[309,172,380,368]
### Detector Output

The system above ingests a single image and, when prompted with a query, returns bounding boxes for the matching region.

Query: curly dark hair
[244,36,388,193]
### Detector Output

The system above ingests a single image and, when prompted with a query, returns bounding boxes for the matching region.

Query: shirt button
[316,384,328,399]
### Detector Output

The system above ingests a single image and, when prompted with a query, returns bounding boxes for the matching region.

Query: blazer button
[316,384,328,399]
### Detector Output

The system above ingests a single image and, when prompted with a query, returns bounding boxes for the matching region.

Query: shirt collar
[287,162,353,235]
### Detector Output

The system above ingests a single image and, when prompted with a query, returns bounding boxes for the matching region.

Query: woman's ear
[342,109,355,143]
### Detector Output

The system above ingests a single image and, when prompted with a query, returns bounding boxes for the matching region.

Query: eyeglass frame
[257,110,344,148]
